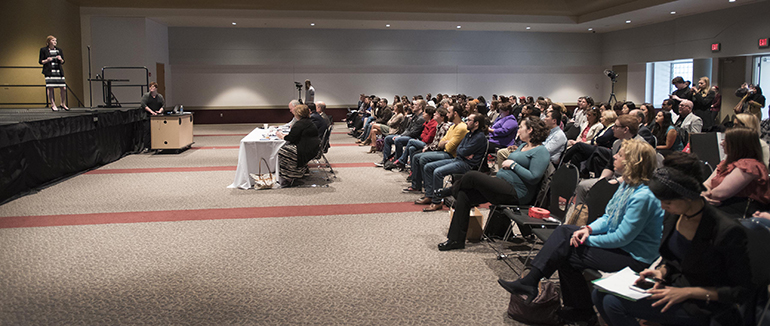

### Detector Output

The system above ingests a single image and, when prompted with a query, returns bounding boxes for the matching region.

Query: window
[645,59,693,106]
[754,56,770,119]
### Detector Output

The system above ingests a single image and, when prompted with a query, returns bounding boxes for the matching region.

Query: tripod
[608,79,618,107]
[295,83,303,104]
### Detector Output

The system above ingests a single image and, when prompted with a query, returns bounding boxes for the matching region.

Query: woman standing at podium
[277,104,320,187]
[39,35,67,111]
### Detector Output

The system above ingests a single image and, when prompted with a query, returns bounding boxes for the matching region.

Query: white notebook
[591,266,652,301]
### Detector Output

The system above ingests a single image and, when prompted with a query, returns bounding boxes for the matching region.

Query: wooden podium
[151,113,194,151]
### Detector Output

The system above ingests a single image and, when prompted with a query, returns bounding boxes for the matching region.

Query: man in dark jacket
[377,100,426,165]
[415,113,488,212]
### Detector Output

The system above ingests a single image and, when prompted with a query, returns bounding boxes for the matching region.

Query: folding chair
[310,125,336,182]
[484,164,579,273]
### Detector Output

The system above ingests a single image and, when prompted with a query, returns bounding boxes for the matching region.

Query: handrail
[97,66,149,107]
[0,66,84,107]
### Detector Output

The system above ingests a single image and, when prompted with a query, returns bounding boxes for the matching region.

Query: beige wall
[0,0,83,107]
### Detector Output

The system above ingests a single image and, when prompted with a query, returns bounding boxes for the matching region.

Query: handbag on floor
[250,157,275,190]
[507,280,562,325]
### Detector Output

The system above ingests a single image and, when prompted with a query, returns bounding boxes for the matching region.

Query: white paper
[591,266,652,301]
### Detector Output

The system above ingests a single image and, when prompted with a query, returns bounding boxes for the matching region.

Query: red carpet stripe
[85,166,237,174]
[191,144,354,150]
[195,134,249,137]
[86,163,376,174]
[191,146,240,150]
[0,201,442,229]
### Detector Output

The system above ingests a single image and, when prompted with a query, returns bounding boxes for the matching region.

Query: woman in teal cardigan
[498,138,665,324]
[438,116,550,251]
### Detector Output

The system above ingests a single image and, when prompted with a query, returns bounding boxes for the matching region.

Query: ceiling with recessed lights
[73,0,763,33]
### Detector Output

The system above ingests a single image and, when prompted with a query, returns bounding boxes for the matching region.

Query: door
[156,63,165,96]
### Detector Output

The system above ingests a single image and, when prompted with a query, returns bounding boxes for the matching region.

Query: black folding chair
[484,164,579,273]
[311,125,336,182]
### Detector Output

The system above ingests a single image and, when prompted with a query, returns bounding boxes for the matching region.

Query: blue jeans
[424,158,470,204]
[393,136,411,161]
[411,151,452,190]
[399,139,426,163]
[358,120,374,140]
[382,135,397,161]
[592,289,708,326]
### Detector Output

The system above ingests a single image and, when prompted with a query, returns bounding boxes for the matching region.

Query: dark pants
[530,225,649,311]
[561,142,597,168]
[592,290,708,325]
[586,146,612,176]
[447,171,519,241]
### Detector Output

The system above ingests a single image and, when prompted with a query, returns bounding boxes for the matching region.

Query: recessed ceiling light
[526,26,531,30]
[588,28,593,31]
[310,23,315,26]
[456,25,461,29]
[729,0,736,2]
[670,11,676,14]
[232,22,236,25]
[625,20,632,24]
[386,24,390,28]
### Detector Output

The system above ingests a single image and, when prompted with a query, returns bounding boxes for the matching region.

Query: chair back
[585,178,620,225]
[740,219,770,287]
[315,125,333,159]
[546,163,579,221]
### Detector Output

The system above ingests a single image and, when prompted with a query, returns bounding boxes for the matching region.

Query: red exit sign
[760,38,769,48]
[711,43,721,52]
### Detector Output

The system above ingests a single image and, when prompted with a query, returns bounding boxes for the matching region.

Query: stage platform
[0,107,149,204]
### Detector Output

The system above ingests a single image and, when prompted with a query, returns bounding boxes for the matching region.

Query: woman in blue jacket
[498,138,664,324]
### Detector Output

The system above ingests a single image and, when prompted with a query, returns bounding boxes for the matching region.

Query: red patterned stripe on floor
[191,144,355,150]
[0,201,439,229]
[194,134,249,137]
[85,163,376,174]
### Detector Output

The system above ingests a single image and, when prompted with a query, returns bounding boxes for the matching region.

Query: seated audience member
[674,99,703,134]
[593,152,753,326]
[653,111,683,152]
[613,101,625,117]
[386,106,437,170]
[308,103,329,137]
[437,116,550,251]
[357,98,390,144]
[567,115,649,217]
[638,102,656,129]
[283,100,301,128]
[733,113,770,166]
[499,139,664,324]
[703,127,770,217]
[660,99,679,125]
[631,109,656,146]
[570,107,603,146]
[376,100,426,166]
[414,113,487,212]
[404,107,453,177]
[560,109,617,169]
[486,102,519,157]
[622,101,636,115]
[571,96,593,133]
[543,110,567,165]
[276,105,320,186]
[406,104,467,191]
[487,100,500,123]
[364,103,405,153]
[316,101,332,126]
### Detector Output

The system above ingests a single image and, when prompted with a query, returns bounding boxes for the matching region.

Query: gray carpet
[0,123,538,325]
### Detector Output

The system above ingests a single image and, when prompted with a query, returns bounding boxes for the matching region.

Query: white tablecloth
[228,127,286,189]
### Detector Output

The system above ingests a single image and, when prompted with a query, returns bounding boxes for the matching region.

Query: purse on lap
[250,157,275,190]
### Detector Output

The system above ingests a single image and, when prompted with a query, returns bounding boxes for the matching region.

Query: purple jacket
[489,114,519,147]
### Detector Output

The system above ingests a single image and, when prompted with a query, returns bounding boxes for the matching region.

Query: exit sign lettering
[711,43,721,52]
[760,38,769,48]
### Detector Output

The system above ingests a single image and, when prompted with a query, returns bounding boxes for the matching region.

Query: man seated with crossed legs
[414,112,488,212]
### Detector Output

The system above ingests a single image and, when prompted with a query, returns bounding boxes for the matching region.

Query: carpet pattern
[0,123,535,325]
